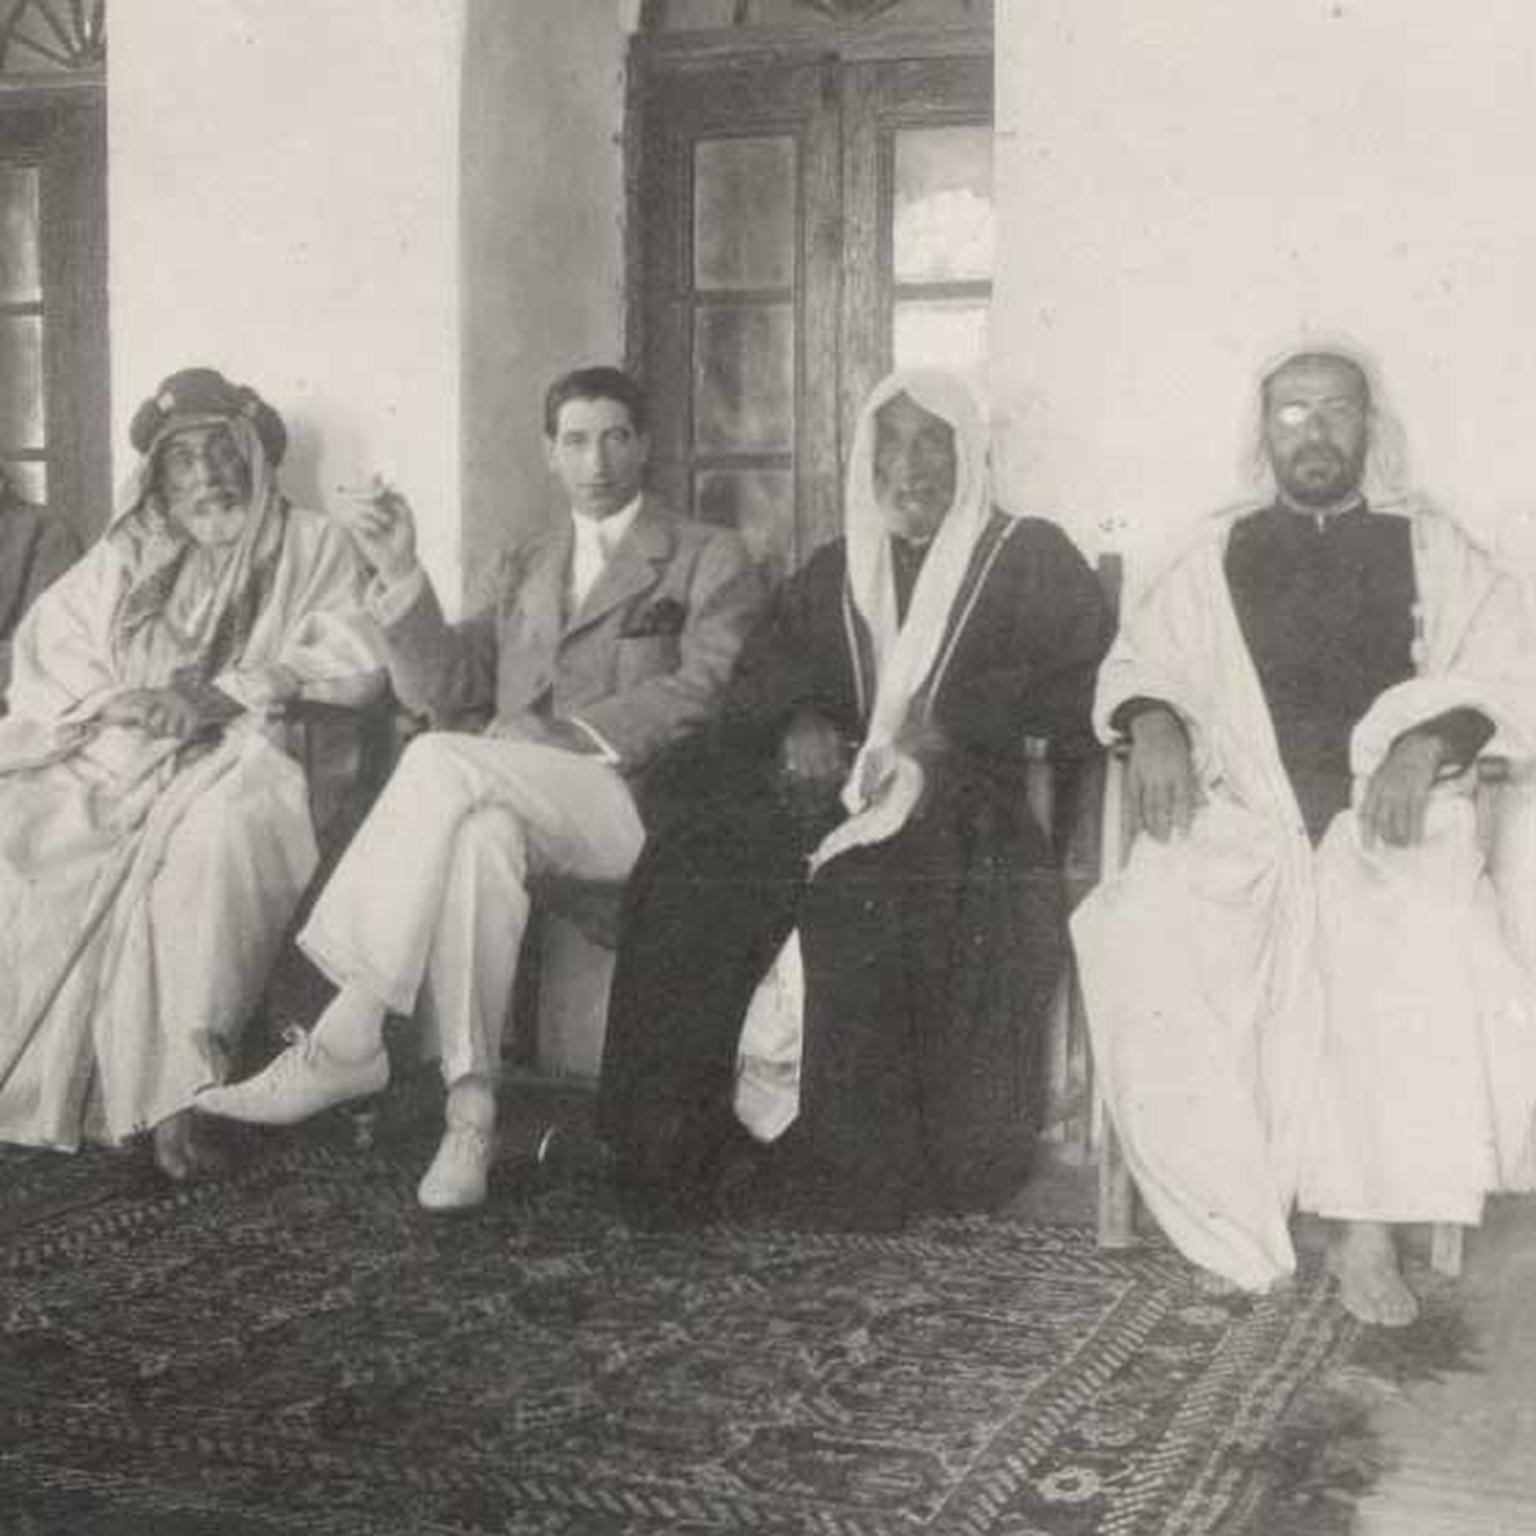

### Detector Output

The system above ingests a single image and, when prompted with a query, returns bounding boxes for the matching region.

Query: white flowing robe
[0,506,381,1149]
[1073,504,1536,1289]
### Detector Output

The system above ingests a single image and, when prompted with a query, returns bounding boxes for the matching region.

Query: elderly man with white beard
[1074,348,1536,1326]
[0,367,381,1180]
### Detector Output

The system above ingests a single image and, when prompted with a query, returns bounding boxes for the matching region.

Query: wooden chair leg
[1430,1221,1465,1278]
[1091,748,1139,1248]
[1096,1108,1136,1248]
[1066,959,1094,1165]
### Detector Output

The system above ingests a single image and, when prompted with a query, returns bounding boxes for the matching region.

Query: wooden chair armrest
[276,693,414,804]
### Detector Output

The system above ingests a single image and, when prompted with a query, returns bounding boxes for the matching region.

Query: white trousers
[299,732,644,1086]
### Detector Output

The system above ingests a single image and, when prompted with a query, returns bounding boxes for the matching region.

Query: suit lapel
[563,497,675,641]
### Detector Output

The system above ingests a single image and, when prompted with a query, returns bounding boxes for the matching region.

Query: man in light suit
[200,366,766,1210]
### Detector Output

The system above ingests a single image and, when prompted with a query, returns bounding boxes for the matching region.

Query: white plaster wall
[460,0,632,582]
[108,0,465,603]
[992,0,1536,574]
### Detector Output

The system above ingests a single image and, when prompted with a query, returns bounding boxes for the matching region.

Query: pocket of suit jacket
[614,632,682,686]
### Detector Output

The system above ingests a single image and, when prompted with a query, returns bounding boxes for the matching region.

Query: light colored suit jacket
[378,496,765,818]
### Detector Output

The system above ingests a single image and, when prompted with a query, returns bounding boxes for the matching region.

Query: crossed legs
[199,731,644,1208]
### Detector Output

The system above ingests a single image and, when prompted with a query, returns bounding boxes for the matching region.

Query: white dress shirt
[569,495,640,614]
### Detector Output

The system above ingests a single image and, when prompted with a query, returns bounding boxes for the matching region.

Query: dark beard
[1279,448,1356,508]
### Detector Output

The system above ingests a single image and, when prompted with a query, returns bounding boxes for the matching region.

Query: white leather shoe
[417,1123,496,1212]
[195,1032,388,1126]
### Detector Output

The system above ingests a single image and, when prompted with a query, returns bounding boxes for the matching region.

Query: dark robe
[597,510,1110,1229]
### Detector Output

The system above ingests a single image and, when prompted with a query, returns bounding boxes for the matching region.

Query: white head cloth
[843,367,995,760]
[105,412,284,683]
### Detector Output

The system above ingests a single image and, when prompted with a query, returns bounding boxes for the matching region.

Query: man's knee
[379,732,504,829]
[1324,798,1482,909]
[166,767,301,871]
[395,730,467,785]
[456,801,529,875]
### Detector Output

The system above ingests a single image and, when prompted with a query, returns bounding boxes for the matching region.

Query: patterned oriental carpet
[0,1100,1359,1536]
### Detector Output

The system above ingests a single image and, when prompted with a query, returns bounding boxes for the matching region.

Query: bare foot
[1328,1221,1419,1327]
[152,1110,226,1183]
[152,1111,196,1182]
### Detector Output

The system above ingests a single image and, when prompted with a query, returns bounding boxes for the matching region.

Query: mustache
[1289,445,1345,470]
[173,489,246,512]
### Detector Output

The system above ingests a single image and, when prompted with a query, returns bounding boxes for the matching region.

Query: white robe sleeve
[5,541,135,726]
[1352,520,1536,776]
[210,510,386,711]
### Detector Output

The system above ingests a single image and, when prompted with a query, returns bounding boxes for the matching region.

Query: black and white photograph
[3,1,1536,1531]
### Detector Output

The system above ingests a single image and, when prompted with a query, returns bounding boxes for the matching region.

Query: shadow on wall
[281,419,327,513]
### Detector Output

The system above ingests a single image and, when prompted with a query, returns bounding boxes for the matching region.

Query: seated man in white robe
[0,367,382,1180]
[1074,348,1536,1326]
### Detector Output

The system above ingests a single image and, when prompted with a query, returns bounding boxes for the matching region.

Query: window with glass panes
[0,161,46,504]
[0,98,109,537]
[633,42,991,575]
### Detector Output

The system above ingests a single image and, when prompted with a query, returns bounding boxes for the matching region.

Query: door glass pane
[0,166,41,303]
[695,466,793,582]
[695,136,797,292]
[0,314,46,448]
[3,460,46,504]
[893,299,988,376]
[694,304,795,452]
[892,126,994,283]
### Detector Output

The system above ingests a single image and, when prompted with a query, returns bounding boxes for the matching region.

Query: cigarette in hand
[335,475,393,503]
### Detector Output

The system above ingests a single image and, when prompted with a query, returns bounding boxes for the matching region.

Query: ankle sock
[445,1076,496,1134]
[311,985,387,1063]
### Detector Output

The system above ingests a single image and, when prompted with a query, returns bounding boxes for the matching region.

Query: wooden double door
[633,48,993,579]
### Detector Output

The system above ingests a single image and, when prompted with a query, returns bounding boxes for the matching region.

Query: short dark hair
[543,366,648,438]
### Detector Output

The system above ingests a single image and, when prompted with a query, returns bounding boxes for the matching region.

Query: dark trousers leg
[795,805,1061,1219]
[597,791,810,1217]
[794,824,955,1221]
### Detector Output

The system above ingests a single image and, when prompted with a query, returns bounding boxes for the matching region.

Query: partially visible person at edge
[597,367,1112,1233]
[198,365,767,1214]
[0,367,383,1180]
[1074,347,1536,1327]
[0,465,81,706]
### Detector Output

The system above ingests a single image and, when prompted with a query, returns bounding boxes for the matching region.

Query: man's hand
[332,478,419,583]
[778,708,849,797]
[1127,706,1202,842]
[808,747,925,874]
[1360,731,1444,848]
[99,686,211,740]
[241,664,305,710]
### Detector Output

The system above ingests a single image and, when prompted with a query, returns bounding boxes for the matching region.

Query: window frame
[628,24,992,567]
